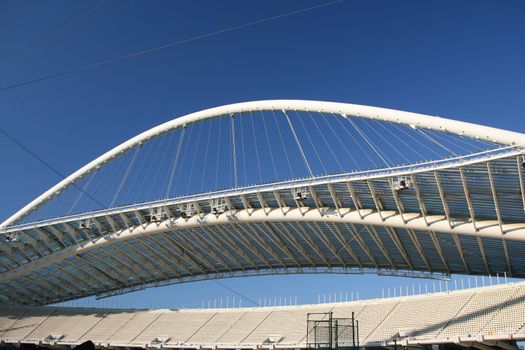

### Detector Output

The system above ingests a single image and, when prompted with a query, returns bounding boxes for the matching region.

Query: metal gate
[306,312,359,350]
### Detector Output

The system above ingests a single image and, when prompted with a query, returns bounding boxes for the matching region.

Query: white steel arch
[2,99,525,229]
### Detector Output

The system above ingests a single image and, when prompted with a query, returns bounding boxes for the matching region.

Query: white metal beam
[270,222,317,267]
[487,162,512,274]
[434,171,453,229]
[3,207,525,284]
[517,156,525,214]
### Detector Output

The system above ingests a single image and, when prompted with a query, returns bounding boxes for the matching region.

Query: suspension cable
[239,113,248,186]
[272,110,293,178]
[320,113,359,169]
[390,123,443,158]
[200,121,212,192]
[110,145,140,207]
[334,115,378,168]
[307,111,343,172]
[418,128,458,156]
[187,122,204,193]
[347,117,392,168]
[249,111,263,183]
[361,118,411,163]
[260,110,278,180]
[294,110,326,174]
[283,110,313,177]
[231,114,238,187]
[166,127,186,197]
[214,117,223,189]
[373,119,426,160]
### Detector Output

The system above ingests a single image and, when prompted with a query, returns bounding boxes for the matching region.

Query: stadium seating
[1,282,525,348]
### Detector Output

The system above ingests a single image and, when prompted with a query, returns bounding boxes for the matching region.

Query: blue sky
[0,0,524,308]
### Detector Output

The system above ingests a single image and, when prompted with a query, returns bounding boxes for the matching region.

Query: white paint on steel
[2,207,525,284]
[3,147,518,235]
[3,100,525,228]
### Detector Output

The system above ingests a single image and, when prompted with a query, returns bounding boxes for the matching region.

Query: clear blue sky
[0,0,524,308]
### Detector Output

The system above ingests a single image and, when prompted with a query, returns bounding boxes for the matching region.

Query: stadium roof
[1,100,525,305]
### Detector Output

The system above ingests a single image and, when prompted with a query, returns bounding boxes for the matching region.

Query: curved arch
[2,100,525,228]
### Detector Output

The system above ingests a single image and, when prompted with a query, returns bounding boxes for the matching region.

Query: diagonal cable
[0,126,106,214]
[0,0,110,72]
[214,280,259,306]
[0,0,344,93]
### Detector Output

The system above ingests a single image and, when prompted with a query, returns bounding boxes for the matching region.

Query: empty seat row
[1,282,525,348]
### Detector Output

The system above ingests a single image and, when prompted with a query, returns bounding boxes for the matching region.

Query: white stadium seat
[2,282,525,349]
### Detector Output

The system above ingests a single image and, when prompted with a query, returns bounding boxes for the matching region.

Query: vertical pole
[329,312,333,350]
[351,311,355,350]
[313,318,316,349]
[334,319,338,350]
[306,313,310,349]
[356,319,359,348]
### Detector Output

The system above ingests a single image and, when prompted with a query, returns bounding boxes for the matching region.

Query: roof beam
[487,162,504,234]
[367,180,385,221]
[134,238,186,278]
[63,223,84,243]
[82,250,134,285]
[292,222,332,267]
[185,228,236,271]
[270,222,317,267]
[159,231,217,274]
[434,171,453,229]
[459,167,477,231]
[207,225,260,268]
[199,226,246,269]
[72,257,124,289]
[365,225,396,269]
[345,223,379,269]
[61,258,112,291]
[52,263,94,292]
[487,161,512,275]
[133,210,146,226]
[111,243,162,280]
[215,224,271,268]
[119,213,133,229]
[388,178,407,223]
[261,222,301,267]
[347,182,363,218]
[239,194,252,215]
[328,223,362,268]
[243,223,287,267]
[411,174,430,226]
[120,240,171,279]
[327,183,343,218]
[386,227,413,269]
[428,230,450,274]
[310,222,347,267]
[517,155,525,214]
[255,192,269,216]
[406,229,431,272]
[448,167,472,274]
[308,186,324,216]
[38,227,66,248]
[272,191,287,216]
